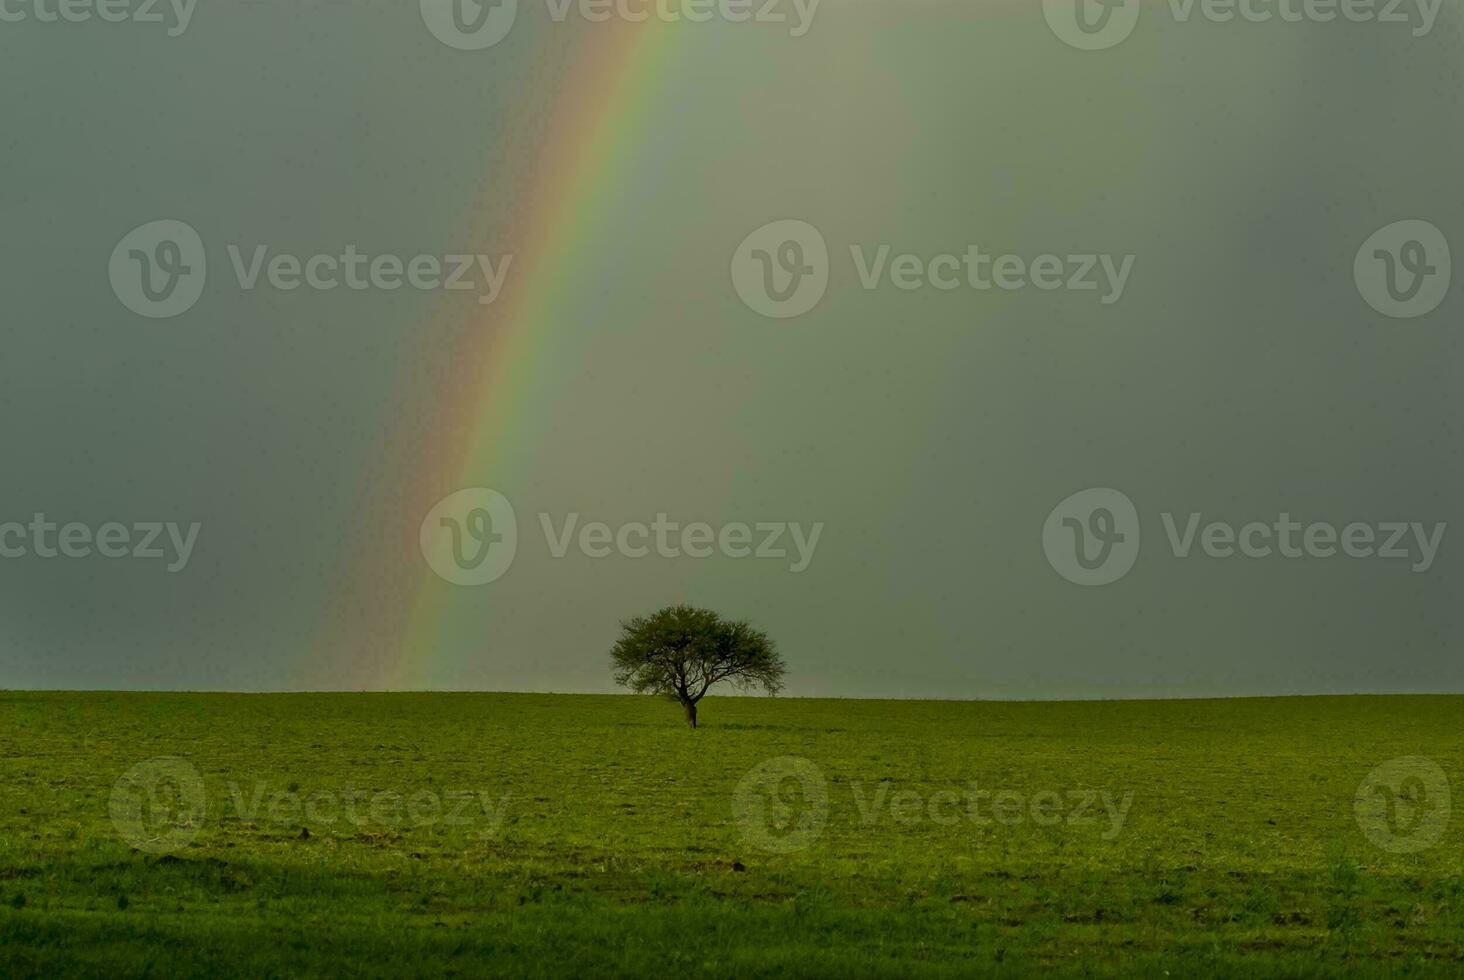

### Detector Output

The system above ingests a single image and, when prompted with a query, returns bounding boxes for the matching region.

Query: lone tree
[610,605,785,728]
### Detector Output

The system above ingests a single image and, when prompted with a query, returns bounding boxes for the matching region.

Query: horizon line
[3,689,1461,704]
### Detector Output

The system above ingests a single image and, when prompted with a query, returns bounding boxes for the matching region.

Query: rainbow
[310,19,674,690]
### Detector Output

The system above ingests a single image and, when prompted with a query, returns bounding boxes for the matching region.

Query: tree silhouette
[610,605,784,728]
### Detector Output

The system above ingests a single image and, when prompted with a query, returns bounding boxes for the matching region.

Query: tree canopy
[610,605,785,728]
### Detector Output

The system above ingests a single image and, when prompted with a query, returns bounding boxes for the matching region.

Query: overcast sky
[2,2,1461,697]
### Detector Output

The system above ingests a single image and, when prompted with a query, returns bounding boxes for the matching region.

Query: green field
[1,692,1460,977]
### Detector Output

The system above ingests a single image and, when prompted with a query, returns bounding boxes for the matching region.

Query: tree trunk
[682,699,697,729]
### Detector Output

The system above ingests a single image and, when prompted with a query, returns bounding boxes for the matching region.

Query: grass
[0,691,1460,977]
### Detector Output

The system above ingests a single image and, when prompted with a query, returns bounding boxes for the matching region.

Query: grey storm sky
[1,2,1461,697]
